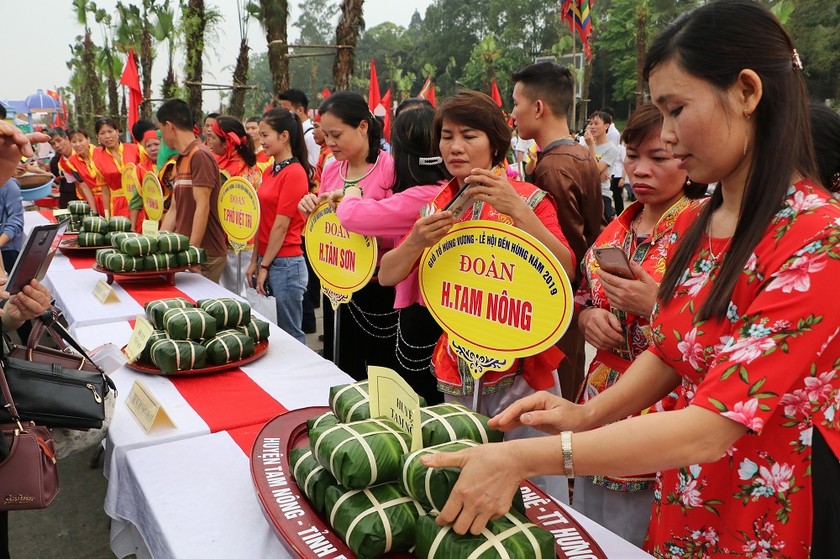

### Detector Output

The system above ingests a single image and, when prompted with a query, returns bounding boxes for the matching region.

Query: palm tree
[72,0,105,122]
[183,0,209,120]
[248,1,290,101]
[94,7,121,118]
[333,0,365,91]
[229,0,252,118]
[152,0,180,99]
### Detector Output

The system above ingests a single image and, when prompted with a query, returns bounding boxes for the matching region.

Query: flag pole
[571,30,578,132]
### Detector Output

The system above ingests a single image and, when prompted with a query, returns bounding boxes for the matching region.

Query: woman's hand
[1,280,52,328]
[297,192,321,216]
[464,168,529,221]
[324,189,345,210]
[579,307,624,350]
[599,261,659,317]
[0,122,48,184]
[255,267,269,296]
[489,390,592,435]
[419,444,524,535]
[404,211,456,250]
[244,260,257,286]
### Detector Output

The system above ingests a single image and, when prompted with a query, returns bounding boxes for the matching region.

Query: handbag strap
[0,343,23,428]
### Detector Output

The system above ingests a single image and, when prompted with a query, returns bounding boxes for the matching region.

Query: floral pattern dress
[646,180,840,558]
[574,197,694,492]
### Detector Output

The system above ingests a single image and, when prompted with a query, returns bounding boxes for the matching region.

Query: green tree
[152,0,180,99]
[248,0,291,100]
[333,0,366,90]
[72,0,104,126]
[228,0,253,118]
[183,0,209,119]
[782,0,840,101]
[242,51,274,117]
[289,0,338,103]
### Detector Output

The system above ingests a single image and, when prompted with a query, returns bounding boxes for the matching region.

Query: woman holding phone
[572,103,705,546]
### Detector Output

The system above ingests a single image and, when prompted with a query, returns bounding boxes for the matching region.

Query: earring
[744,110,751,119]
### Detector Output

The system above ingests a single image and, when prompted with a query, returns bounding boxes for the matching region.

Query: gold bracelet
[561,431,574,477]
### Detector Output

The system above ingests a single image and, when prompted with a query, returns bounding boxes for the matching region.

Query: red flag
[380,88,392,142]
[417,75,436,108]
[490,78,503,108]
[368,59,381,112]
[321,87,331,99]
[46,90,64,127]
[119,49,143,135]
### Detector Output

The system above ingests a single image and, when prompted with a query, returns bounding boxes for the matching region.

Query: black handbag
[0,308,116,430]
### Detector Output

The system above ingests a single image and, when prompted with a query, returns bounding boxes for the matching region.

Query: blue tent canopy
[25,89,59,112]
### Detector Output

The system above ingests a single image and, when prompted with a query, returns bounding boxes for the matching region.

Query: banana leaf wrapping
[421,403,503,447]
[77,232,105,247]
[306,411,340,434]
[95,248,117,267]
[68,201,91,215]
[289,447,339,514]
[399,441,526,515]
[414,510,555,559]
[176,246,207,267]
[325,483,425,559]
[144,253,177,271]
[237,317,271,343]
[145,298,195,330]
[162,307,217,341]
[310,417,412,489]
[197,297,251,329]
[150,339,207,374]
[120,235,158,257]
[141,330,170,362]
[103,231,114,245]
[329,381,427,423]
[81,215,108,234]
[65,221,79,233]
[105,253,145,272]
[111,232,140,248]
[202,330,254,365]
[155,232,190,254]
[108,216,132,232]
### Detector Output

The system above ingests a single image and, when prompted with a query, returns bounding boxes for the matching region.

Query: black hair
[94,117,121,135]
[318,92,383,164]
[588,110,613,125]
[602,106,616,119]
[260,108,314,188]
[647,0,817,321]
[511,62,575,118]
[810,102,840,193]
[157,99,195,131]
[205,112,220,121]
[434,90,511,168]
[394,98,434,118]
[279,89,309,112]
[68,128,89,140]
[131,120,157,143]
[245,116,261,125]
[47,127,68,139]
[391,107,449,193]
[0,104,6,120]
[214,115,257,167]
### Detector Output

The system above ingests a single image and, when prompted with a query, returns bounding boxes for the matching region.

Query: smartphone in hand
[593,246,636,280]
[6,218,70,294]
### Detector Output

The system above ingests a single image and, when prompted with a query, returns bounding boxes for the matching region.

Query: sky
[3,0,433,109]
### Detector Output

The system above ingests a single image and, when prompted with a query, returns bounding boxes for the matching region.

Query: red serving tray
[57,237,110,256]
[251,407,608,559]
[123,339,269,376]
[92,263,189,286]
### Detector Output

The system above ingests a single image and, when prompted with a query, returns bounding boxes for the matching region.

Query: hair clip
[832,171,840,190]
[418,156,443,166]
[792,49,803,71]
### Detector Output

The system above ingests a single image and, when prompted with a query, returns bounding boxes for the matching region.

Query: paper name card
[142,219,159,238]
[368,365,422,452]
[92,280,120,303]
[125,379,176,433]
[123,315,154,363]
[52,208,71,220]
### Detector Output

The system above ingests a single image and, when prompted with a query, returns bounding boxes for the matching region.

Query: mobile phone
[6,218,70,294]
[442,183,472,216]
[593,246,635,280]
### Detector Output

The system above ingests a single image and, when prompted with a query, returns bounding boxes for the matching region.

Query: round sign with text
[141,172,165,221]
[304,201,377,309]
[419,220,573,378]
[121,164,140,199]
[218,176,260,251]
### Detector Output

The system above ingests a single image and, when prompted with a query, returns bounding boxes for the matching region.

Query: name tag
[92,280,119,303]
[125,380,176,433]
[368,366,422,452]
[123,315,154,363]
[142,219,159,238]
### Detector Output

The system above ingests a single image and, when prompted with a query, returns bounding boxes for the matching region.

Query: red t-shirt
[257,160,308,258]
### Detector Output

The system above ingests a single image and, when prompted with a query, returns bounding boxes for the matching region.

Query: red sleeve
[275,163,309,218]
[534,195,577,272]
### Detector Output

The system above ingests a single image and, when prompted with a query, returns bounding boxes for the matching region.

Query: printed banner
[218,176,260,253]
[304,201,377,310]
[419,220,573,378]
[141,172,165,221]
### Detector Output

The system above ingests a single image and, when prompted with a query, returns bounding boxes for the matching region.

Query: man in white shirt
[602,106,626,214]
[584,110,620,221]
[278,89,320,168]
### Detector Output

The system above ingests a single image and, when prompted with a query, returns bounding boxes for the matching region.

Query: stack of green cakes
[94,231,206,273]
[65,200,94,233]
[138,296,270,373]
[75,214,133,247]
[288,380,554,559]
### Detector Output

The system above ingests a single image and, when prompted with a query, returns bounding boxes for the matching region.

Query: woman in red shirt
[91,117,141,224]
[246,109,312,343]
[67,128,100,212]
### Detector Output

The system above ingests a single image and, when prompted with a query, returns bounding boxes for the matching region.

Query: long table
[23,210,652,559]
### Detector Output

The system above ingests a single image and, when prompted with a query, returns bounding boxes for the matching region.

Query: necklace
[706,219,731,264]
[338,156,378,186]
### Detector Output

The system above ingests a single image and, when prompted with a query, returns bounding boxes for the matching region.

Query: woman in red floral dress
[421,3,840,557]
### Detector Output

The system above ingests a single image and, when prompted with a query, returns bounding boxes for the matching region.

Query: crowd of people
[2,0,840,556]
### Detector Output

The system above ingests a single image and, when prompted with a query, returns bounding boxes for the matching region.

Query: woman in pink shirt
[332,105,449,403]
[298,92,399,380]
